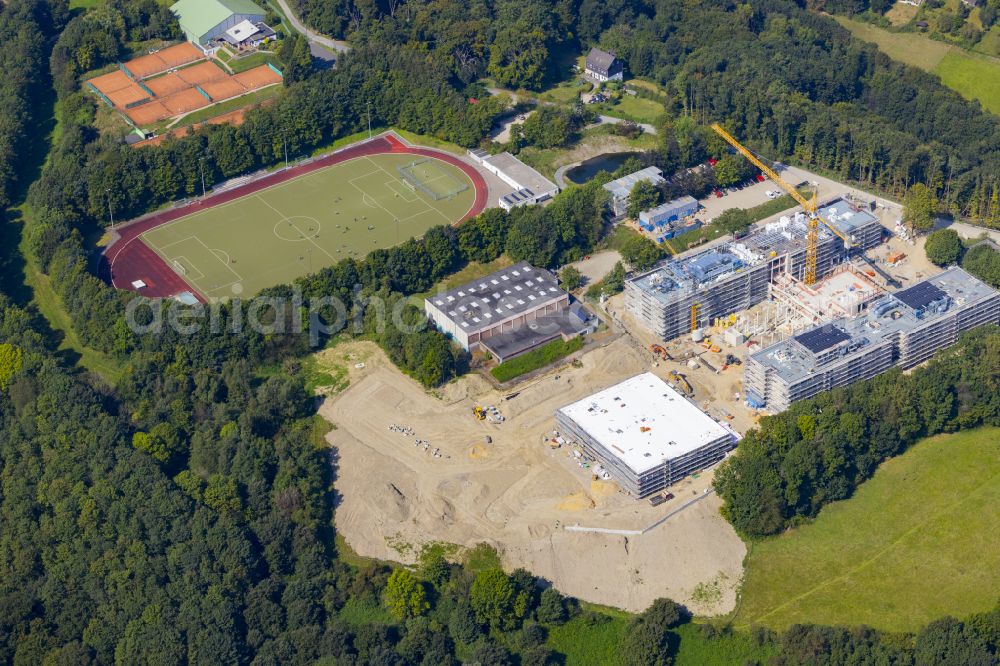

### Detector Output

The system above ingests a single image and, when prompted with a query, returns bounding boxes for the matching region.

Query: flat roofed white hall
[556,372,737,497]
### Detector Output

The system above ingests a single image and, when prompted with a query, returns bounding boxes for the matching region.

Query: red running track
[100,134,489,301]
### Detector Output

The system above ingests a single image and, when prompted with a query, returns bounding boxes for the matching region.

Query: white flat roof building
[556,373,737,497]
[467,149,559,210]
[225,19,260,43]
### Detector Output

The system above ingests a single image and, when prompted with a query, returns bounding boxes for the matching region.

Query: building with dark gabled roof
[585,47,624,82]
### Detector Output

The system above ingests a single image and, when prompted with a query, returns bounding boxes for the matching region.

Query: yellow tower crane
[691,302,700,332]
[709,123,852,284]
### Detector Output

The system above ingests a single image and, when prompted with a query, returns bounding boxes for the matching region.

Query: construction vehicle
[710,123,853,285]
[669,370,694,395]
[472,405,486,420]
[725,354,742,366]
[650,344,672,361]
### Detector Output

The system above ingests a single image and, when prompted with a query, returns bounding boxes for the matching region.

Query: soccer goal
[397,159,469,200]
[172,259,187,276]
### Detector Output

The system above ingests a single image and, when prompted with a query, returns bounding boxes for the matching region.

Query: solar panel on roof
[894,282,946,310]
[794,325,851,354]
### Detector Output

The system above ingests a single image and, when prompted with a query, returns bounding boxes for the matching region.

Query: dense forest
[4,0,1000,662]
[291,0,1000,227]
[715,326,1000,538]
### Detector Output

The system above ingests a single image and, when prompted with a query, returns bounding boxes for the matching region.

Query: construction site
[320,340,746,615]
[621,124,1000,414]
[744,267,1000,411]
[624,198,886,343]
[318,125,999,617]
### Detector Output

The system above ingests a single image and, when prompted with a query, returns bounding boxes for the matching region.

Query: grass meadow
[733,427,1000,632]
[834,16,1000,115]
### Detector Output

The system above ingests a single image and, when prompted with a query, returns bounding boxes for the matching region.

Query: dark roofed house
[585,47,623,82]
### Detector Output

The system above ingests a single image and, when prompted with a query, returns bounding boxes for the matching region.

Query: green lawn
[834,16,1000,115]
[833,16,953,70]
[546,611,773,666]
[18,207,125,385]
[537,80,587,105]
[338,596,395,626]
[673,624,777,666]
[595,94,665,124]
[140,151,476,300]
[228,51,279,74]
[935,50,1000,115]
[490,336,584,383]
[547,611,629,666]
[734,427,1000,632]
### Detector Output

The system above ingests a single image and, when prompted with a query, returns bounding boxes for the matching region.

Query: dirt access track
[320,337,746,615]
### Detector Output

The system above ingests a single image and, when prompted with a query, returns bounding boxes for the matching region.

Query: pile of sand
[557,491,596,511]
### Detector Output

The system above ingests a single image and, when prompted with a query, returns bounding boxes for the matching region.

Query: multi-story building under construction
[743,267,1000,411]
[625,198,885,341]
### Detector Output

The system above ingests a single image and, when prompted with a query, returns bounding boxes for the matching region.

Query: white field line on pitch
[360,156,454,225]
[194,236,245,283]
[365,155,471,225]
[137,157,383,239]
[254,194,338,264]
[171,255,206,281]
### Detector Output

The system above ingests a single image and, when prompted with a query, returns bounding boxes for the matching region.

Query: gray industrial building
[625,199,885,341]
[604,167,665,219]
[744,267,1000,411]
[424,262,595,363]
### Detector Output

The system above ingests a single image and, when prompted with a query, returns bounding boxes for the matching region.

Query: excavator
[669,370,693,396]
[710,123,854,285]
[649,344,672,361]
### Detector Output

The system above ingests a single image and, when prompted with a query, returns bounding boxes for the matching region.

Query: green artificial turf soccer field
[141,152,476,300]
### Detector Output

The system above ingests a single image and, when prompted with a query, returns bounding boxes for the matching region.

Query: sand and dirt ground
[320,338,746,615]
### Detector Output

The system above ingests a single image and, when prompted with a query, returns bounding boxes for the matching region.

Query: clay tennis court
[162,88,211,115]
[88,70,150,107]
[89,70,133,93]
[176,61,228,86]
[124,42,204,79]
[87,42,285,128]
[106,85,151,109]
[102,134,490,301]
[233,65,283,89]
[200,78,247,101]
[144,72,192,97]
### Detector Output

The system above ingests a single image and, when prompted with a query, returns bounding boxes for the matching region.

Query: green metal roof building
[171,0,266,46]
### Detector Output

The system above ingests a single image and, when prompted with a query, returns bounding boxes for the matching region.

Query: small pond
[565,152,641,184]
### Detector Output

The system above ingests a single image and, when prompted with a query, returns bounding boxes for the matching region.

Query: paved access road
[275,0,352,55]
